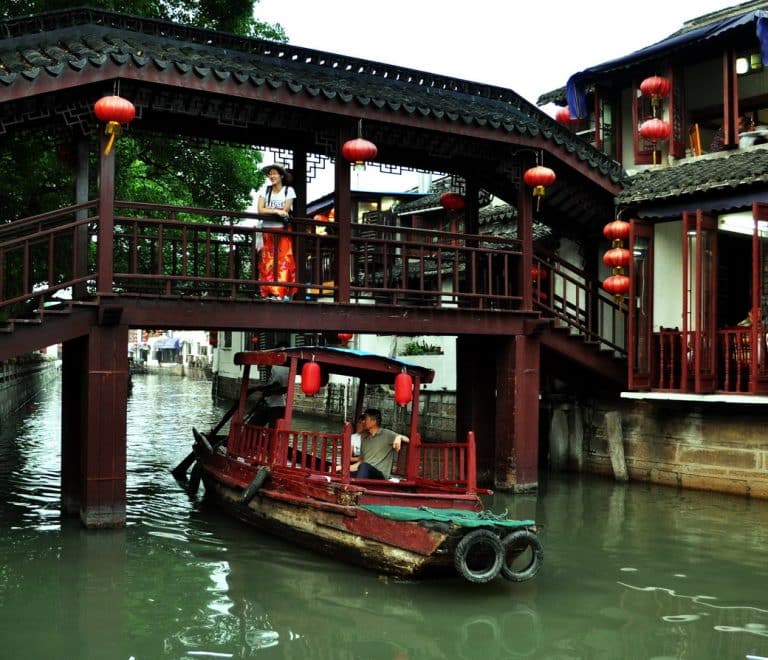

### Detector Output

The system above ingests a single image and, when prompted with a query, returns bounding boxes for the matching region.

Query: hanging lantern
[640,75,671,99]
[209,330,218,348]
[523,165,556,211]
[394,372,413,407]
[554,106,579,126]
[640,75,671,117]
[639,118,671,141]
[531,266,548,281]
[342,120,377,171]
[342,137,377,169]
[639,118,671,164]
[603,274,630,297]
[55,142,76,169]
[337,332,353,344]
[440,192,465,211]
[603,247,631,268]
[94,95,136,155]
[301,361,321,397]
[603,219,631,242]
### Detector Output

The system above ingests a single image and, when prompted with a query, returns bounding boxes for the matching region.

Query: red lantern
[342,137,378,169]
[554,106,579,126]
[209,330,218,348]
[523,166,556,211]
[301,361,321,397]
[337,332,353,343]
[603,220,631,242]
[94,95,136,155]
[639,76,671,100]
[603,247,631,268]
[639,118,671,142]
[440,192,465,211]
[394,372,413,407]
[639,118,670,164]
[602,274,630,296]
[531,266,548,281]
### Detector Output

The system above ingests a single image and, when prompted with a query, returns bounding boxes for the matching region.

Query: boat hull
[200,469,464,577]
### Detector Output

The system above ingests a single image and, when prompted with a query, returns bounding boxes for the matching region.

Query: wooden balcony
[652,326,768,395]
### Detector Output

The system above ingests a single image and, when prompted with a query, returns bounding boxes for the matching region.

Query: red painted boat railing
[228,422,273,463]
[229,419,477,491]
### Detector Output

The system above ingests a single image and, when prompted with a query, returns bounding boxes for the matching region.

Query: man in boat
[244,365,289,428]
[350,408,409,480]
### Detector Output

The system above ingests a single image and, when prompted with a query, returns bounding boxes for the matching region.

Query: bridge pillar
[495,334,540,491]
[458,334,541,491]
[83,323,129,527]
[456,335,497,483]
[62,323,129,528]
[61,336,87,516]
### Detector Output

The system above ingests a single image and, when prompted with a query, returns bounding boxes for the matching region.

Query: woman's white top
[258,183,296,229]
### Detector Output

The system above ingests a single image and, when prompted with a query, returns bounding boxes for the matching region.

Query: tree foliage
[2,0,287,222]
[2,0,287,38]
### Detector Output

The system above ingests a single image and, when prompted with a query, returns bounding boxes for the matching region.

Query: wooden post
[81,323,129,527]
[97,131,115,295]
[456,335,496,482]
[605,410,628,481]
[73,136,90,300]
[517,164,534,311]
[61,336,87,516]
[495,334,540,491]
[335,127,353,303]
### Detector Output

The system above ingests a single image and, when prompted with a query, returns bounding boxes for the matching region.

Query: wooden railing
[1,200,527,314]
[651,326,768,394]
[228,419,477,492]
[533,249,627,354]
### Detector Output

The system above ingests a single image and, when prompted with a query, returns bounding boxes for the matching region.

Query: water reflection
[161,506,543,659]
[1,373,768,659]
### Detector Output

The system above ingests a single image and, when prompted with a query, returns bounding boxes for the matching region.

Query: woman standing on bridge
[257,163,297,299]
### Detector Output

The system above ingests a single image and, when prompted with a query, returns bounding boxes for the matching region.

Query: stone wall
[547,397,768,499]
[0,357,59,425]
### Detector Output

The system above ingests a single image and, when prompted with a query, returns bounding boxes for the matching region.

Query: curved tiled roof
[616,146,768,206]
[0,8,626,186]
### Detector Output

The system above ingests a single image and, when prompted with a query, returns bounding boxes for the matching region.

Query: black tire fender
[453,529,504,584]
[500,529,544,582]
[241,466,271,504]
[193,427,212,455]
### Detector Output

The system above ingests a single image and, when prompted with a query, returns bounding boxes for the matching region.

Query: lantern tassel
[103,121,122,155]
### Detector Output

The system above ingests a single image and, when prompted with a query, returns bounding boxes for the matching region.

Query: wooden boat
[173,346,543,584]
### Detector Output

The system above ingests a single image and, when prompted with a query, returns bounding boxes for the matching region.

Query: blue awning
[567,10,768,118]
[154,336,180,350]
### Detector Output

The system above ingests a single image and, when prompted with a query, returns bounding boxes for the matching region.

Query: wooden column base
[494,334,540,491]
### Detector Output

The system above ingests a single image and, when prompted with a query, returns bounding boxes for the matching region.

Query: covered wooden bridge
[0,8,626,527]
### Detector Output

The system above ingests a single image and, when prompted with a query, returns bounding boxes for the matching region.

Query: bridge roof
[0,8,623,230]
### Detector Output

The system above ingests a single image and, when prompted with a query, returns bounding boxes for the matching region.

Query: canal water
[1,373,767,660]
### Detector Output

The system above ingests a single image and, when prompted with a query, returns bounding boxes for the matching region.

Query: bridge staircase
[531,249,627,388]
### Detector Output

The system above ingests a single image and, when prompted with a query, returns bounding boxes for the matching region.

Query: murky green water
[1,372,767,659]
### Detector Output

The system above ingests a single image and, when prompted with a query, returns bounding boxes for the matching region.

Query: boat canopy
[234,346,435,385]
